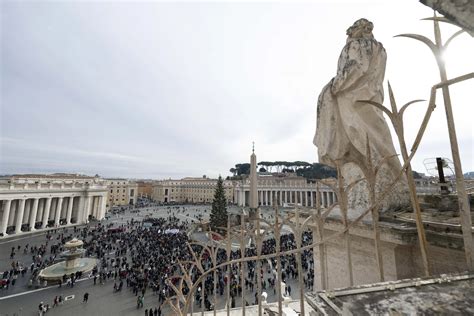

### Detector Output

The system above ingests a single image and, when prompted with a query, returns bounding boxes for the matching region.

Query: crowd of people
[1,202,317,314]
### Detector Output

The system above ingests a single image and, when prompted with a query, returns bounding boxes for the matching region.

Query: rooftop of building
[306,271,474,315]
[0,173,97,179]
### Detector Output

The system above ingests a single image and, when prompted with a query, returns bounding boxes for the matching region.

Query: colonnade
[0,194,106,237]
[237,189,337,208]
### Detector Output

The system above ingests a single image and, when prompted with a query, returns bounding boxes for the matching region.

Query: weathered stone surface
[421,0,474,36]
[306,272,474,315]
[314,18,409,212]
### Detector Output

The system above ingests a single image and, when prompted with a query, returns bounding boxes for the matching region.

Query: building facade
[136,180,154,199]
[152,177,234,204]
[105,179,138,208]
[0,174,108,237]
[234,173,336,208]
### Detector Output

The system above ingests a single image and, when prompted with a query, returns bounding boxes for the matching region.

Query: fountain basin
[38,237,97,281]
[38,258,98,281]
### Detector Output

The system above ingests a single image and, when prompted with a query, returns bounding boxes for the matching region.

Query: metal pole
[275,205,283,315]
[201,278,205,316]
[392,107,432,276]
[295,210,305,316]
[434,26,474,269]
[256,208,262,316]
[396,14,474,271]
[226,217,231,316]
[213,264,217,316]
[314,183,327,290]
[240,214,246,315]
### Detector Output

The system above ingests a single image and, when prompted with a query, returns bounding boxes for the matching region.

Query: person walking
[83,292,89,303]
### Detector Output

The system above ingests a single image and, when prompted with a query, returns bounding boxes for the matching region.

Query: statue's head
[346,18,374,39]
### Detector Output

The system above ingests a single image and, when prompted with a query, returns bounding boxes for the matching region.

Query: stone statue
[314,18,408,212]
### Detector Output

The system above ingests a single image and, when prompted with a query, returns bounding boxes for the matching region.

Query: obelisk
[249,142,258,210]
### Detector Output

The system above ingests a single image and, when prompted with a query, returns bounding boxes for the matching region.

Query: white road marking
[0,277,89,301]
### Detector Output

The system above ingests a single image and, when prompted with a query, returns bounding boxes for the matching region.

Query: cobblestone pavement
[0,204,309,316]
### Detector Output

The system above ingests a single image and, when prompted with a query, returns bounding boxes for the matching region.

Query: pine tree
[210,175,228,234]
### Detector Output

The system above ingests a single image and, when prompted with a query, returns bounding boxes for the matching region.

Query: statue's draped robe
[314,38,398,168]
[314,38,408,212]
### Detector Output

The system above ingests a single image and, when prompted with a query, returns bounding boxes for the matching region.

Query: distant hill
[465,171,474,179]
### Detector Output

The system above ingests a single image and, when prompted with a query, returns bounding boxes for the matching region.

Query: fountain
[38,238,97,281]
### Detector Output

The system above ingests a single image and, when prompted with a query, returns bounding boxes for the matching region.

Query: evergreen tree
[210,175,228,234]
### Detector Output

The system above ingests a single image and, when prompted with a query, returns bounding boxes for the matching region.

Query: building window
[130,189,134,197]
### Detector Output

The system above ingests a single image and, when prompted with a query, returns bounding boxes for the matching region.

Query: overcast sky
[1,0,473,179]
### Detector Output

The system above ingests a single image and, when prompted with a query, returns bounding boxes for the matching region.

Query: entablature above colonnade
[0,189,108,201]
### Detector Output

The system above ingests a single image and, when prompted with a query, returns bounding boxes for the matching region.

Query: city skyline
[1,0,473,179]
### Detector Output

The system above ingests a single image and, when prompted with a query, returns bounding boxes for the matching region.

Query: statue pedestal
[307,215,468,291]
[341,162,410,213]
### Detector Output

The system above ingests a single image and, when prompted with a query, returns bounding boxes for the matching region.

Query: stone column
[284,191,287,204]
[54,197,63,227]
[15,198,26,234]
[29,198,39,231]
[37,199,44,224]
[66,196,74,225]
[83,196,92,223]
[279,190,283,206]
[269,191,273,206]
[77,196,85,224]
[99,195,107,220]
[23,199,31,227]
[1,200,12,236]
[42,197,52,228]
[90,196,96,218]
[321,192,326,208]
[310,191,314,207]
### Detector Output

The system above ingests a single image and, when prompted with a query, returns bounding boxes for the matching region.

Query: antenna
[423,157,454,178]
